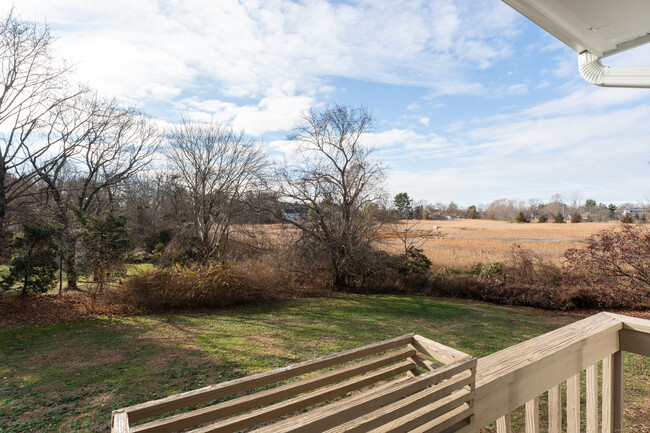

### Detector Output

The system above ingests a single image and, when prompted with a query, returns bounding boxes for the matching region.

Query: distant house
[622,208,646,217]
[283,209,307,222]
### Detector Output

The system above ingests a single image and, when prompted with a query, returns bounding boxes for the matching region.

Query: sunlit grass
[0,295,646,432]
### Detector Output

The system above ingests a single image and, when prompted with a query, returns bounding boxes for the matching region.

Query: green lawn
[0,295,647,432]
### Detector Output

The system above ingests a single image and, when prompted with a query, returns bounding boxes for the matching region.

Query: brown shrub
[565,224,650,296]
[119,261,265,310]
[233,252,331,298]
[392,244,649,310]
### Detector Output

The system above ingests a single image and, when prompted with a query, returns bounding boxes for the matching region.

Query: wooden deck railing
[111,334,476,433]
[457,312,649,433]
[111,312,649,432]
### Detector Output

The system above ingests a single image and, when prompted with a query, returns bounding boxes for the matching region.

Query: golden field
[382,219,618,269]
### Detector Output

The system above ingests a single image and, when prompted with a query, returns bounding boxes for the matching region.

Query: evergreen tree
[554,213,565,223]
[608,204,617,219]
[393,192,412,217]
[78,208,130,292]
[1,225,59,297]
[585,199,597,210]
[515,212,529,223]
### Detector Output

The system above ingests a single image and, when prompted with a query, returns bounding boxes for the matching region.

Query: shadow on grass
[0,294,582,433]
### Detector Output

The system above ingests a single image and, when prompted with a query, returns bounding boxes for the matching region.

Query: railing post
[111,409,130,433]
[567,374,581,433]
[547,385,562,433]
[603,351,624,433]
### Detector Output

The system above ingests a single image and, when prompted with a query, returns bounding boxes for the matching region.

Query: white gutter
[578,52,650,88]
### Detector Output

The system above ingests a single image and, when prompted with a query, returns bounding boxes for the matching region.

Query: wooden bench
[111,334,476,433]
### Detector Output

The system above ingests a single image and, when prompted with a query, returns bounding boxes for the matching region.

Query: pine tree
[515,212,529,223]
[1,225,59,297]
[78,208,130,292]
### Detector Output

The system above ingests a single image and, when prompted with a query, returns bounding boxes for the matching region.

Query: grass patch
[124,263,153,276]
[0,295,647,432]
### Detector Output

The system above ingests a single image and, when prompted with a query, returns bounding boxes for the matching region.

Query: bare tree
[527,198,543,219]
[270,105,387,289]
[120,171,186,251]
[0,11,73,236]
[28,94,159,290]
[167,118,266,261]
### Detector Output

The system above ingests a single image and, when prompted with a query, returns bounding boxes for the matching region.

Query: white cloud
[180,83,314,135]
[7,0,649,205]
[360,84,650,205]
[522,86,649,118]
[10,0,521,106]
[506,83,528,95]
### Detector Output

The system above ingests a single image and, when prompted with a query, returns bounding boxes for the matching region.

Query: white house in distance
[622,207,647,217]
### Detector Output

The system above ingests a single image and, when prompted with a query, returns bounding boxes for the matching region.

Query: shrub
[620,213,634,224]
[553,213,565,223]
[514,212,529,223]
[571,213,582,223]
[481,262,504,275]
[537,215,548,223]
[125,250,152,264]
[565,224,650,298]
[396,246,432,276]
[119,261,260,310]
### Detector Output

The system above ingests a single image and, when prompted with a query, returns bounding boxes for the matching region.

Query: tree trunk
[65,236,78,291]
[22,246,32,298]
[0,166,7,244]
[333,272,346,290]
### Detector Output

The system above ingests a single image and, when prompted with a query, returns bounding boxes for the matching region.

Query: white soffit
[502,0,650,58]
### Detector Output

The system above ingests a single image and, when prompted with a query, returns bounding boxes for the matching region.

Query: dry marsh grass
[236,220,617,270]
[381,219,618,269]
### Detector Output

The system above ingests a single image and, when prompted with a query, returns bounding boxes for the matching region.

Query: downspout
[578,52,650,88]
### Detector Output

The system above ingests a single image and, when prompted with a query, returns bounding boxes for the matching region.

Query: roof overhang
[502,0,650,58]
[502,0,650,88]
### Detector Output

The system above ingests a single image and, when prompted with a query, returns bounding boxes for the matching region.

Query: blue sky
[8,0,650,207]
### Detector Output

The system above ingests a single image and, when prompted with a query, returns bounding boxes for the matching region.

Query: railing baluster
[567,373,581,433]
[586,364,598,433]
[496,413,511,433]
[613,351,624,433]
[603,355,613,433]
[547,385,562,433]
[603,351,624,433]
[525,397,539,433]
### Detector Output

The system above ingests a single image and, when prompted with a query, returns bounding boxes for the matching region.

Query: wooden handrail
[112,312,650,433]
[123,333,415,423]
[457,312,650,433]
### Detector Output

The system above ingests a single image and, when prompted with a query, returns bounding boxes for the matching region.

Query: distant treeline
[391,193,646,223]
